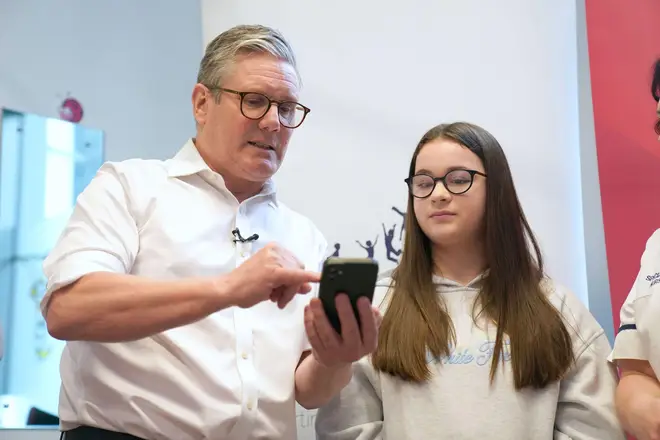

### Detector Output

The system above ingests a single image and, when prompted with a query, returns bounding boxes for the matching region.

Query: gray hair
[197,24,300,89]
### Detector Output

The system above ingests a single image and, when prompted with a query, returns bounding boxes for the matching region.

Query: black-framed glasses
[208,86,311,129]
[405,169,487,198]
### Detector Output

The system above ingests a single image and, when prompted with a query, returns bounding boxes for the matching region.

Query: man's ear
[192,83,211,126]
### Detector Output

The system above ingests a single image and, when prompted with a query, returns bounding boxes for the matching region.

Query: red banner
[585,0,660,330]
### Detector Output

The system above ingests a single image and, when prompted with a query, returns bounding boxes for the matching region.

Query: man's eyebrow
[242,86,299,102]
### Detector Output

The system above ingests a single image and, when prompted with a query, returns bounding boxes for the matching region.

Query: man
[41,24,379,440]
[610,57,660,440]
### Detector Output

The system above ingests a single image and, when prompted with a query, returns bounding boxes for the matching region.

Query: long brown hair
[372,122,573,390]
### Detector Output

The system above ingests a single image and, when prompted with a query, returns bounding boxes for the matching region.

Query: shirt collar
[166,138,210,177]
[166,138,278,205]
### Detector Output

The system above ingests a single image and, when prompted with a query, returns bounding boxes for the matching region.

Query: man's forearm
[45,272,235,342]
[295,352,352,410]
[616,369,660,433]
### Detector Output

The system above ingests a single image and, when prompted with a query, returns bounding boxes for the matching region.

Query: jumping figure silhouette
[382,223,402,263]
[356,236,378,259]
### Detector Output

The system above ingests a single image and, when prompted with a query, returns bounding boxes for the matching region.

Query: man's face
[192,53,300,188]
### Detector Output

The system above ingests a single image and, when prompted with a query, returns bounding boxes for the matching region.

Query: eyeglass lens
[409,170,474,197]
[241,93,306,128]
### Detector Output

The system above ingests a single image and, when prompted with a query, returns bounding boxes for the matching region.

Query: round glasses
[211,87,311,129]
[405,169,487,198]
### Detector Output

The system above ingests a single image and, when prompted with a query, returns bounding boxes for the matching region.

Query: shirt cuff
[41,250,127,316]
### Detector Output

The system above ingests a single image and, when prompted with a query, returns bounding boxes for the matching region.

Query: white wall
[0,1,202,438]
[202,1,589,439]
[201,0,588,296]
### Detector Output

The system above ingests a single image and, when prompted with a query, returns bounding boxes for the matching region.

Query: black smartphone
[318,257,379,335]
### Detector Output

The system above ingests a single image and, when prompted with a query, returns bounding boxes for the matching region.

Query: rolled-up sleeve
[41,162,139,316]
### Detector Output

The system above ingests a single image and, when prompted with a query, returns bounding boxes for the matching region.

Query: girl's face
[412,139,487,248]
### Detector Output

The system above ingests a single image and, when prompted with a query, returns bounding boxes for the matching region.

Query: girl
[315,122,624,439]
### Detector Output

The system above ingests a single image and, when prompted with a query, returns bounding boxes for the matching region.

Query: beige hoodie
[316,274,625,440]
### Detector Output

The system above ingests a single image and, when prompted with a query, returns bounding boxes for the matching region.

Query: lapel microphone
[232,228,259,243]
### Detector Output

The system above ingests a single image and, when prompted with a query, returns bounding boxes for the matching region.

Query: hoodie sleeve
[315,357,384,440]
[554,331,625,440]
[548,283,625,440]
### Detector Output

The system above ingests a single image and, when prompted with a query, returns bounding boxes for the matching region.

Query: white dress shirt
[40,139,328,440]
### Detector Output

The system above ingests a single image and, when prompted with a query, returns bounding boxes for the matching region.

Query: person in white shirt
[315,121,625,439]
[610,57,660,440]
[41,24,379,440]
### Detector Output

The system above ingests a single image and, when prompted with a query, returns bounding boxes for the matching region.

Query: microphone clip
[232,228,259,243]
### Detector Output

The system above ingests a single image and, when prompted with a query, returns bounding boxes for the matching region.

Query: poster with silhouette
[329,205,406,265]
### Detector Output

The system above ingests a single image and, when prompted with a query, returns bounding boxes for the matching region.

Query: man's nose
[259,105,281,132]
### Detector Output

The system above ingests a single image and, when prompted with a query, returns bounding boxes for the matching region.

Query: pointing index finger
[276,268,321,284]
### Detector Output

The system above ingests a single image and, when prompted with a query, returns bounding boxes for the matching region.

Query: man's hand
[225,243,320,309]
[304,294,381,368]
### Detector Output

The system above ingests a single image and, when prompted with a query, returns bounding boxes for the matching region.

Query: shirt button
[241,352,248,360]
[240,251,245,258]
[247,401,254,410]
